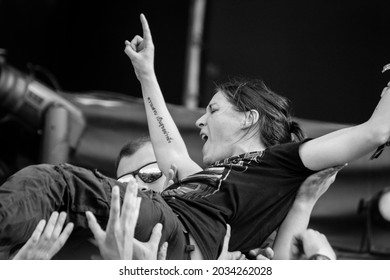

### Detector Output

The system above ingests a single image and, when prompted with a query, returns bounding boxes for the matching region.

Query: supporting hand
[13,212,74,260]
[295,165,345,206]
[133,223,168,260]
[248,247,274,260]
[162,164,178,190]
[293,229,336,260]
[86,178,141,260]
[217,225,245,260]
[273,165,344,259]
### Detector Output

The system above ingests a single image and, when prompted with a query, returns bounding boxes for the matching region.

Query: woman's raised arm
[124,14,202,179]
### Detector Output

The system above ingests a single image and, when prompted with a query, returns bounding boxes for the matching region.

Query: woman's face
[196,91,247,165]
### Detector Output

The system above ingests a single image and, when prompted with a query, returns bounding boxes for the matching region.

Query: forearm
[301,88,390,171]
[301,121,386,171]
[125,14,202,178]
[273,201,315,260]
[139,73,201,178]
[367,87,390,143]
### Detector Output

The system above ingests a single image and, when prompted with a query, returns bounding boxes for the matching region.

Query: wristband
[308,254,331,260]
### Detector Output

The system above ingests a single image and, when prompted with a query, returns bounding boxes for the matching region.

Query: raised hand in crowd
[162,164,178,190]
[217,225,274,260]
[273,165,344,259]
[13,212,74,260]
[86,178,168,260]
[133,223,168,260]
[295,164,346,205]
[293,229,336,260]
[247,247,274,260]
[86,178,141,260]
[217,225,245,260]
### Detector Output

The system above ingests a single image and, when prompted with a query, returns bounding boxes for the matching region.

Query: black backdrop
[1,0,390,123]
[0,0,190,104]
[200,0,390,124]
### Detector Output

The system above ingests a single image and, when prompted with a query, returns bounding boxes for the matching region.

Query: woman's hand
[124,13,155,80]
[13,212,74,260]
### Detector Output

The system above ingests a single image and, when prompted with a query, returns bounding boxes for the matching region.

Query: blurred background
[1,0,390,259]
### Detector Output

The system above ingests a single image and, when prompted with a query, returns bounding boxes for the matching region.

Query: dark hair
[217,78,304,147]
[115,136,151,171]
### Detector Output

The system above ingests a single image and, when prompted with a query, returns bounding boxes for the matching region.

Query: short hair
[217,78,304,147]
[115,136,151,171]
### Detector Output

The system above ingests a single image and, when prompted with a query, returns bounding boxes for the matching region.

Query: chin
[204,151,229,166]
[202,155,213,166]
[203,158,211,166]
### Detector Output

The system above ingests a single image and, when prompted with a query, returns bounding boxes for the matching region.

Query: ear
[242,109,259,129]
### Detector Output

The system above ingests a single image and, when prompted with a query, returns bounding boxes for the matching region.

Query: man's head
[115,136,166,193]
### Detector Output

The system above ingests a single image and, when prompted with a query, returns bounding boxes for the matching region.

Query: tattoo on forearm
[148,97,174,143]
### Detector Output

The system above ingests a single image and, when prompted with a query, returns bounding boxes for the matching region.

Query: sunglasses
[117,161,163,183]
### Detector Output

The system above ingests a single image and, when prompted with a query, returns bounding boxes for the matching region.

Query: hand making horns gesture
[124,13,155,80]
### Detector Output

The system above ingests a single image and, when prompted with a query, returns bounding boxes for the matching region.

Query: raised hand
[157,240,168,260]
[86,178,141,260]
[162,164,178,190]
[272,165,345,260]
[248,247,274,260]
[133,223,168,260]
[295,164,345,205]
[13,212,74,260]
[293,229,336,260]
[124,13,155,79]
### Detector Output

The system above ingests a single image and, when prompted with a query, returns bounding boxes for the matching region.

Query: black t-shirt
[162,141,314,260]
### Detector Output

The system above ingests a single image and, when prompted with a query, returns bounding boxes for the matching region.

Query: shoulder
[265,139,313,159]
[264,139,314,173]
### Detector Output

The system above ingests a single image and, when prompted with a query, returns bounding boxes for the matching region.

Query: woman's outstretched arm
[300,83,390,171]
[124,14,202,179]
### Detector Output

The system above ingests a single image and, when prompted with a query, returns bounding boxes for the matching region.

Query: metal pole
[183,0,207,109]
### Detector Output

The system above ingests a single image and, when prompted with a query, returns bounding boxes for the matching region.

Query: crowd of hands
[11,167,337,261]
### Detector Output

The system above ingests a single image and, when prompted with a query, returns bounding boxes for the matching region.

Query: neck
[232,136,265,156]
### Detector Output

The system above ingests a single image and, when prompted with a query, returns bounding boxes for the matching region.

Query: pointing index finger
[140,13,152,42]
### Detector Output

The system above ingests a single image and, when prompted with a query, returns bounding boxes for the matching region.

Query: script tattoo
[148,97,174,143]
